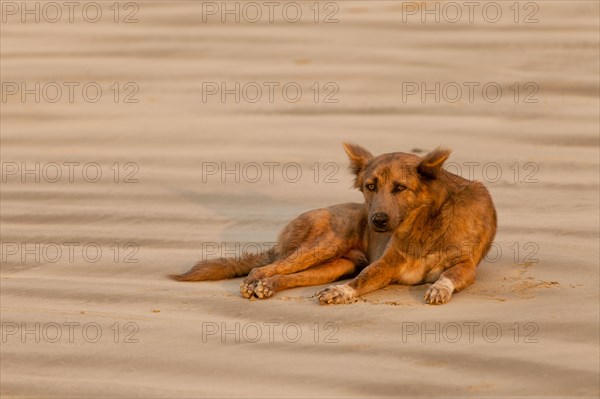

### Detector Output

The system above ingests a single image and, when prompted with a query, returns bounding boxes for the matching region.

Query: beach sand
[1,1,599,397]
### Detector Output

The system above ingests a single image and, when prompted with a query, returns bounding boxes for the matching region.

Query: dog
[171,143,497,305]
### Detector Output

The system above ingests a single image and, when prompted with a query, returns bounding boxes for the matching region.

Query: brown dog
[171,144,497,305]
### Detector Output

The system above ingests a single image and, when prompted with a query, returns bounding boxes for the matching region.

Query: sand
[1,1,599,397]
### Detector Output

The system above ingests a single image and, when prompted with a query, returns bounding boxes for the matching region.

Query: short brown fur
[171,144,497,305]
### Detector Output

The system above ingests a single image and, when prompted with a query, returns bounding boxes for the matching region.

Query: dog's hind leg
[240,236,349,298]
[253,250,366,299]
[424,260,476,305]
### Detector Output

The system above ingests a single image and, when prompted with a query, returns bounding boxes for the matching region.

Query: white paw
[424,277,454,305]
[316,284,357,305]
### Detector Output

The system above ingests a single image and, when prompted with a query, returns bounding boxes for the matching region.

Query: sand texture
[1,1,599,397]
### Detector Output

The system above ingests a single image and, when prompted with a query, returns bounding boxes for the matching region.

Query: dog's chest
[397,253,445,284]
[366,233,392,263]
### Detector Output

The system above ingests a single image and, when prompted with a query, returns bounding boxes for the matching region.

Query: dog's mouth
[370,224,392,233]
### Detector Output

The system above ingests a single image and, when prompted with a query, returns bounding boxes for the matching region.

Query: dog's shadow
[355,284,429,306]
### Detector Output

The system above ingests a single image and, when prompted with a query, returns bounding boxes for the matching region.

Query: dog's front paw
[253,279,277,299]
[316,284,357,305]
[424,278,454,305]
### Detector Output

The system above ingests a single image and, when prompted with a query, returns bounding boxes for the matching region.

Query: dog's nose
[371,212,389,228]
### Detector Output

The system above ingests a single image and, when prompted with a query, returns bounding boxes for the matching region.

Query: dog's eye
[393,184,407,193]
[366,183,376,191]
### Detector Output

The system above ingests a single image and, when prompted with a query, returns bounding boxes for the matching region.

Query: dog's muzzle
[371,212,390,232]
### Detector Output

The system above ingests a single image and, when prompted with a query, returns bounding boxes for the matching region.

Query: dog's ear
[343,143,373,188]
[343,143,373,176]
[417,147,451,179]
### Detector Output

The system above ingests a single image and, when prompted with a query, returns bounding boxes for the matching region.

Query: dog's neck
[394,186,450,249]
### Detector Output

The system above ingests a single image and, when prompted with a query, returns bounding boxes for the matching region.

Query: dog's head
[343,143,451,233]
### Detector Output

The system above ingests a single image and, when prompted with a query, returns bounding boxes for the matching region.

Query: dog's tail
[169,247,278,282]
